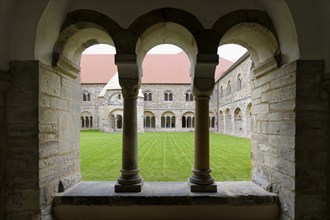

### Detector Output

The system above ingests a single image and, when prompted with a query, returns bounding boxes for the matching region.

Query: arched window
[81,112,92,129]
[169,93,173,101]
[144,111,156,129]
[90,116,93,128]
[182,112,195,129]
[234,108,243,135]
[83,91,91,101]
[227,81,231,95]
[164,91,173,101]
[185,90,193,101]
[171,116,175,128]
[161,112,175,128]
[211,117,215,128]
[166,116,171,128]
[81,117,85,128]
[145,116,151,128]
[220,86,223,98]
[85,116,89,128]
[237,74,242,91]
[187,117,192,128]
[151,116,155,128]
[182,116,186,128]
[144,91,152,101]
[161,116,165,128]
[117,115,123,129]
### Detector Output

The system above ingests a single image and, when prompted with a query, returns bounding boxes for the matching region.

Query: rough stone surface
[216,56,252,137]
[38,62,81,219]
[54,181,278,206]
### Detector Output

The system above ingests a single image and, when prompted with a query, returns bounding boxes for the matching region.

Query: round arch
[136,22,198,80]
[234,107,243,135]
[213,10,282,68]
[51,10,120,70]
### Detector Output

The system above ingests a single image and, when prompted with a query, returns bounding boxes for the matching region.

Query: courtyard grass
[80,131,251,181]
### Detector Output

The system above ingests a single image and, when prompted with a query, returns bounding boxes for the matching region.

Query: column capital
[192,78,215,97]
[0,70,11,92]
[119,78,140,98]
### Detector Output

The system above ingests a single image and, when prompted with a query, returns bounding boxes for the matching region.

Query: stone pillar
[188,54,218,192]
[0,70,11,220]
[323,72,330,219]
[115,54,143,192]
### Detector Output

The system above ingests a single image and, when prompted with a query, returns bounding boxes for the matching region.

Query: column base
[115,180,143,193]
[188,178,217,192]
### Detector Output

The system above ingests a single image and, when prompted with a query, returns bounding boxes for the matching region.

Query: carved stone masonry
[119,78,140,99]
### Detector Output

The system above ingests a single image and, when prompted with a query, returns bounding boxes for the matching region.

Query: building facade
[80,53,252,136]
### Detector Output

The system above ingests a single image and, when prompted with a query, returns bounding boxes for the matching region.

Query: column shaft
[115,83,143,192]
[189,96,216,192]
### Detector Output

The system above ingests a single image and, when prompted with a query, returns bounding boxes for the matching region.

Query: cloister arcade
[1,1,329,220]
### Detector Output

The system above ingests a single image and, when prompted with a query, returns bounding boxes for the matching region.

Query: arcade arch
[30,6,308,219]
[234,108,243,136]
[109,109,123,130]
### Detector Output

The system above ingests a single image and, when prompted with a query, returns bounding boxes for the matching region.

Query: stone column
[323,72,330,219]
[188,54,218,192]
[115,54,143,192]
[0,71,11,219]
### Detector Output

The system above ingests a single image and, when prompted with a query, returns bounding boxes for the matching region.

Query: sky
[83,43,247,62]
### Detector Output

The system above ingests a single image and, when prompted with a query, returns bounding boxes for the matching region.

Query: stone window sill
[53,181,279,220]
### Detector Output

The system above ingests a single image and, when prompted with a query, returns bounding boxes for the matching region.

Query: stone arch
[108,92,123,105]
[245,103,252,136]
[225,108,232,134]
[164,90,174,101]
[213,10,281,69]
[143,90,152,101]
[109,109,123,130]
[51,10,120,75]
[234,107,243,136]
[81,111,93,129]
[135,20,198,80]
[82,90,91,101]
[182,112,195,129]
[161,111,176,128]
[209,112,216,129]
[185,89,193,102]
[237,74,242,91]
[144,111,155,129]
[219,110,224,133]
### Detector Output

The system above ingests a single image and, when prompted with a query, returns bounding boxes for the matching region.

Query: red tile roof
[80,53,233,84]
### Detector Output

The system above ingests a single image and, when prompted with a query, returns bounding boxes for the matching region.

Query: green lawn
[80,131,251,181]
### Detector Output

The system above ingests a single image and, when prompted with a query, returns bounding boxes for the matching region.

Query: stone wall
[295,60,329,219]
[250,61,296,219]
[217,56,252,137]
[0,70,10,220]
[4,61,40,219]
[39,63,81,219]
[81,83,218,133]
[81,84,105,129]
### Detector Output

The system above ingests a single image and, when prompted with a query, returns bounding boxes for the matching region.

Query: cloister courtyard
[80,131,251,181]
